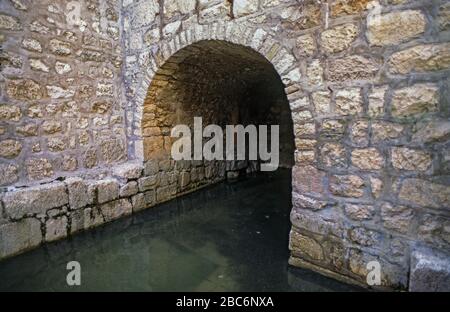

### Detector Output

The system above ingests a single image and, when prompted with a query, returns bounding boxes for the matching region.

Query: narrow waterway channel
[0,169,362,291]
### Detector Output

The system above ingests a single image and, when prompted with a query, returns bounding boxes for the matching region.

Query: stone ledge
[0,159,226,261]
[2,182,68,219]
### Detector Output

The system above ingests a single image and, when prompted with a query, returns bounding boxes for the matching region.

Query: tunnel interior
[142,40,295,193]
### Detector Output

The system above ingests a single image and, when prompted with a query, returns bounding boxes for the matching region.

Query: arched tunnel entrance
[142,40,295,196]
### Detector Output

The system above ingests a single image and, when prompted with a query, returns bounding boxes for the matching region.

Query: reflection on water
[0,169,362,291]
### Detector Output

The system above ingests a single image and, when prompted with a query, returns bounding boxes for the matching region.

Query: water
[0,169,362,291]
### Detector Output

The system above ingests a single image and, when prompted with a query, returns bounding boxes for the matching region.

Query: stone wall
[0,0,126,187]
[1,0,450,291]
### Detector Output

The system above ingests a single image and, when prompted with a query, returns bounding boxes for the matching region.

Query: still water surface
[0,169,362,291]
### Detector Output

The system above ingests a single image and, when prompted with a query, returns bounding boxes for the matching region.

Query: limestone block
[391,84,439,118]
[100,199,132,222]
[328,55,380,82]
[320,24,359,53]
[94,179,119,204]
[381,203,413,234]
[0,218,42,259]
[45,216,68,242]
[399,179,450,210]
[233,0,258,18]
[389,43,450,75]
[391,147,432,171]
[289,230,324,261]
[3,182,68,219]
[65,177,93,210]
[113,162,143,180]
[351,148,384,170]
[367,10,426,46]
[329,174,365,198]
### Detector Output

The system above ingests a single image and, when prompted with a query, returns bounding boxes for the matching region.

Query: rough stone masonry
[1,0,450,291]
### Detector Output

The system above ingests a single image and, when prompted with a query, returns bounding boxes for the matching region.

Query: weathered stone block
[0,104,22,121]
[418,214,450,248]
[131,0,159,28]
[42,120,62,134]
[320,143,347,168]
[369,176,383,198]
[30,59,49,72]
[138,175,158,192]
[328,56,380,82]
[331,0,371,17]
[65,177,93,210]
[6,79,42,101]
[233,0,258,18]
[289,230,324,261]
[399,179,450,210]
[22,38,42,52]
[279,4,321,31]
[292,110,313,123]
[312,91,331,115]
[295,138,316,150]
[368,86,387,117]
[55,61,71,74]
[131,193,145,212]
[164,0,196,19]
[391,84,439,118]
[3,182,68,219]
[0,164,19,186]
[94,179,119,204]
[335,88,363,116]
[45,216,68,242]
[292,165,325,196]
[350,120,369,147]
[199,1,231,24]
[306,59,323,85]
[320,24,359,54]
[292,193,328,211]
[351,148,384,170]
[0,218,42,259]
[113,162,143,180]
[291,208,343,237]
[344,203,375,221]
[296,34,316,57]
[156,185,177,202]
[320,120,345,136]
[0,14,22,30]
[391,147,432,171]
[372,121,404,143]
[46,85,75,99]
[412,120,450,144]
[348,227,380,247]
[389,43,450,75]
[70,207,104,233]
[367,10,426,46]
[295,151,315,164]
[329,174,365,198]
[0,139,22,158]
[381,202,413,234]
[100,199,132,222]
[100,139,126,163]
[295,123,315,136]
[26,158,53,180]
[49,39,72,56]
[120,181,139,198]
[439,2,450,30]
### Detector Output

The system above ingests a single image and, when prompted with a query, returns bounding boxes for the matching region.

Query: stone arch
[131,22,303,163]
